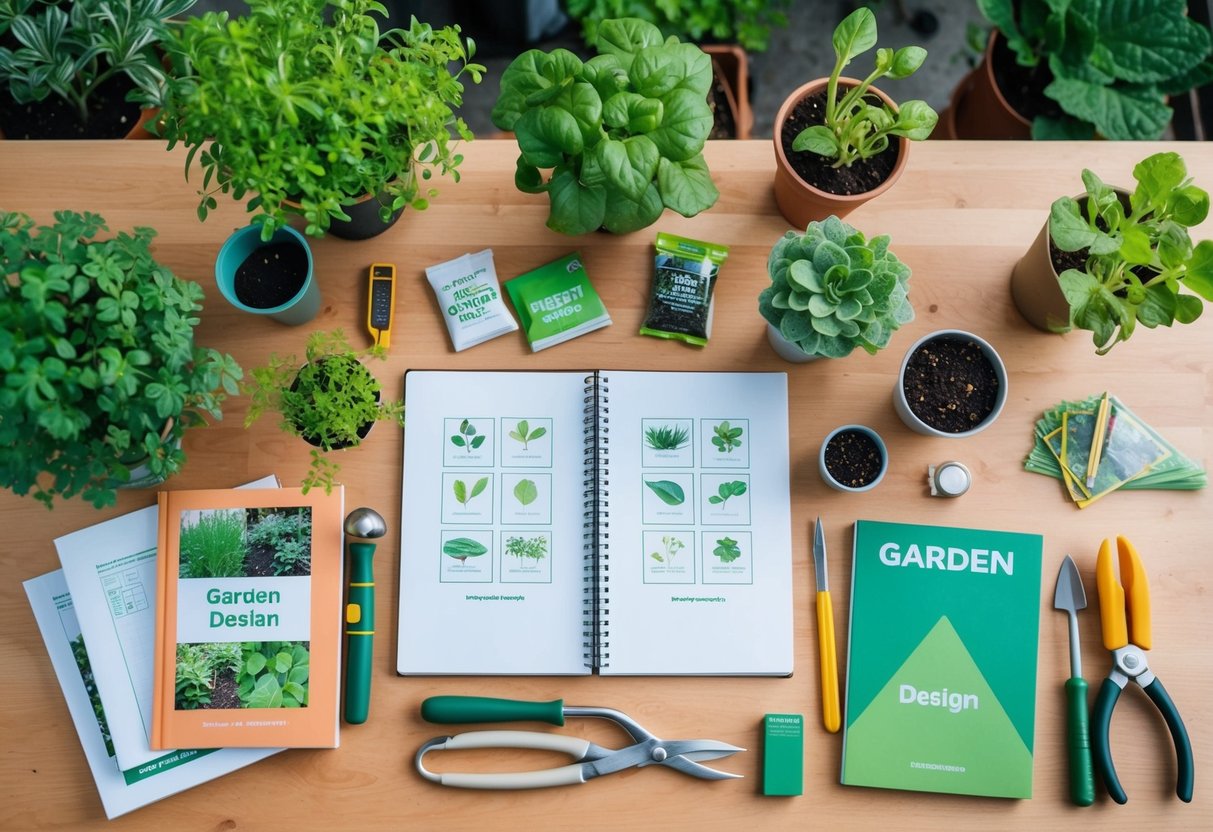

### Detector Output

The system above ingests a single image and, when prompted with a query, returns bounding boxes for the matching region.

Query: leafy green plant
[1048,152,1213,354]
[565,0,790,53]
[492,17,718,235]
[0,0,194,125]
[451,418,485,450]
[649,534,685,563]
[443,537,487,563]
[71,633,114,755]
[644,423,690,451]
[713,536,742,563]
[174,641,241,710]
[243,329,403,494]
[179,510,246,579]
[236,641,309,709]
[644,479,685,506]
[977,0,1213,139]
[708,480,747,507]
[508,419,547,450]
[760,215,914,359]
[791,7,936,169]
[711,421,742,453]
[157,0,484,239]
[504,534,548,564]
[513,478,538,507]
[0,210,242,509]
[246,509,312,576]
[453,477,489,506]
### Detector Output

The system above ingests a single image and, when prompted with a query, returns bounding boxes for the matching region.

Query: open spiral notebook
[396,370,793,676]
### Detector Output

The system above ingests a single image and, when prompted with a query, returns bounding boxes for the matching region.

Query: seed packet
[639,232,729,346]
[425,249,518,352]
[504,253,612,351]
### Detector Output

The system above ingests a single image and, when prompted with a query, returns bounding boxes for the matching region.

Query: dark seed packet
[640,232,729,346]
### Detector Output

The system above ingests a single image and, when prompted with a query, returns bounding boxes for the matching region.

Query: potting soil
[824,429,883,488]
[780,91,899,196]
[903,337,999,433]
[234,242,309,308]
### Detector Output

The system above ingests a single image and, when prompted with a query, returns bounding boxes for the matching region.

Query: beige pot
[772,77,910,228]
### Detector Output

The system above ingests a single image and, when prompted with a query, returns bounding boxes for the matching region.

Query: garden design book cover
[841,520,1042,798]
[152,487,344,749]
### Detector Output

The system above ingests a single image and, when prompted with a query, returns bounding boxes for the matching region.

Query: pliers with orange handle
[1092,536,1194,804]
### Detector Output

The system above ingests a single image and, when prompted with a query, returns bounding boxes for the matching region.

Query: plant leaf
[644,479,685,506]
[528,427,547,442]
[656,155,719,217]
[832,7,878,65]
[451,435,466,447]
[470,435,485,449]
[470,477,488,499]
[443,537,487,557]
[514,478,538,506]
[453,479,467,504]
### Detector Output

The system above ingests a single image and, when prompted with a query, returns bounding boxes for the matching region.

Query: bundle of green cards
[1026,393,1206,508]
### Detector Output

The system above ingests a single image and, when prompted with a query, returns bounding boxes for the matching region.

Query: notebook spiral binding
[582,372,609,669]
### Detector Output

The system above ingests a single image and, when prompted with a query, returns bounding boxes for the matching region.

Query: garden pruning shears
[415,696,744,789]
[1091,536,1194,804]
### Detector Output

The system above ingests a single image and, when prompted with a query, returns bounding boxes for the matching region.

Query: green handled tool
[343,507,386,725]
[1053,554,1095,806]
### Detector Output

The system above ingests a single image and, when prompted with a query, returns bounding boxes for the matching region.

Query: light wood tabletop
[1,139,1210,830]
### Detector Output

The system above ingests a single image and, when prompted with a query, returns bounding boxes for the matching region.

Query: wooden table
[1,140,1210,830]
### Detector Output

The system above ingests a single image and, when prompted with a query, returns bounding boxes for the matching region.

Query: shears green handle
[1092,677,1194,804]
[1064,678,1095,806]
[421,696,566,726]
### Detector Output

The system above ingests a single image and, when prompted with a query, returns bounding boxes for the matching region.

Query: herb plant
[243,329,404,494]
[649,534,685,564]
[760,215,914,359]
[71,633,114,755]
[565,0,790,53]
[237,641,309,708]
[179,510,246,579]
[513,478,538,507]
[0,0,194,125]
[246,509,312,576]
[791,7,936,169]
[977,0,1213,139]
[505,534,548,564]
[644,479,685,506]
[453,477,489,507]
[711,421,742,453]
[492,17,718,235]
[0,210,242,509]
[508,419,547,450]
[157,0,484,239]
[1048,152,1213,354]
[713,536,742,563]
[644,424,690,451]
[451,419,485,450]
[443,537,487,562]
[708,480,747,507]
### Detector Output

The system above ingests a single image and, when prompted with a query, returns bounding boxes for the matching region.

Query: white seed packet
[425,249,518,351]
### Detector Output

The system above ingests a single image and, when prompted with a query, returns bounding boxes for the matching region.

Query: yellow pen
[1085,391,1111,490]
[813,517,841,733]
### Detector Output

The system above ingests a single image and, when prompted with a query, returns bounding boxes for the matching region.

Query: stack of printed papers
[1025,394,1206,508]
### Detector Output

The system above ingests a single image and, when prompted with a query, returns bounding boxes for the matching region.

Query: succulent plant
[759,215,913,358]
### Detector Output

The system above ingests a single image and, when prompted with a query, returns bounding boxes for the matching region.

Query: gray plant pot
[766,324,821,363]
[819,425,888,492]
[894,329,1008,438]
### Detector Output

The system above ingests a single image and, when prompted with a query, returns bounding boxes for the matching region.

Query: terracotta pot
[948,31,1031,140]
[702,44,753,140]
[0,103,158,141]
[772,77,909,228]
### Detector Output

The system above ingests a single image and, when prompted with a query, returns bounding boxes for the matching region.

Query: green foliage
[492,17,718,235]
[644,423,689,450]
[1048,152,1213,354]
[236,641,309,708]
[71,633,114,756]
[790,7,936,168]
[174,641,241,710]
[644,479,685,505]
[565,0,790,53]
[156,0,484,239]
[708,480,747,507]
[760,215,914,359]
[243,329,403,494]
[246,509,312,576]
[442,537,487,562]
[451,418,485,449]
[504,534,548,563]
[508,419,547,450]
[513,478,538,506]
[0,210,241,509]
[180,510,246,578]
[649,534,685,563]
[977,0,1213,139]
[711,420,742,453]
[0,0,194,124]
[713,536,742,563]
[453,476,488,506]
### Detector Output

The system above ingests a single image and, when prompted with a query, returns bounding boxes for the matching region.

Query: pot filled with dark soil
[895,330,1008,438]
[819,425,888,492]
[0,73,159,140]
[941,30,1036,140]
[215,224,319,325]
[773,77,909,228]
[702,44,752,140]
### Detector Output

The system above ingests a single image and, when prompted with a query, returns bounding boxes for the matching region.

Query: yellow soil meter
[366,263,396,348]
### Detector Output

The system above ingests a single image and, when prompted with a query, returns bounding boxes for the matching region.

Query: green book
[841,520,1042,799]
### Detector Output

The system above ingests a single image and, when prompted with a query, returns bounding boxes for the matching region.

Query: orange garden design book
[152,487,344,749]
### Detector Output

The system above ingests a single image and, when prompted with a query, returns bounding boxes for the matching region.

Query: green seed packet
[504,253,612,351]
[640,232,729,346]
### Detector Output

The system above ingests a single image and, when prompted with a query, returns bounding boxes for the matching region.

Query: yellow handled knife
[813,517,841,733]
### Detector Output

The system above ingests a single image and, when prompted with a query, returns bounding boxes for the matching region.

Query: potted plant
[894,330,1008,438]
[759,215,914,362]
[820,425,887,492]
[243,329,404,494]
[491,17,719,235]
[0,210,242,508]
[946,0,1212,139]
[0,0,193,140]
[215,224,319,326]
[1011,152,1213,354]
[773,7,936,228]
[157,0,484,240]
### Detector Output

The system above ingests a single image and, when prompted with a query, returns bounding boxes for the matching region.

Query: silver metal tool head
[344,507,387,540]
[813,517,828,593]
[1053,555,1087,613]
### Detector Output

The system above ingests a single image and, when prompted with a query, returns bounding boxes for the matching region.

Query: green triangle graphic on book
[843,616,1033,798]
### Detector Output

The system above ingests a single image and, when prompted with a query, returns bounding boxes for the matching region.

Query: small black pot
[328,193,404,240]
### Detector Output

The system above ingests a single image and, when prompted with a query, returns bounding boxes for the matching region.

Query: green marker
[343,508,386,725]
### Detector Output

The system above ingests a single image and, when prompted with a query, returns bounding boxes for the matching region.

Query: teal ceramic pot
[215,224,319,325]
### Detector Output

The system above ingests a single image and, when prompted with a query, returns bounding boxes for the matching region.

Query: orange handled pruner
[1092,537,1193,804]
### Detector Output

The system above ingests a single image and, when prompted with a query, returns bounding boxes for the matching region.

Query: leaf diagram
[644,480,685,506]
[713,537,742,563]
[451,419,485,450]
[712,421,743,453]
[513,478,538,506]
[453,476,489,506]
[443,537,488,563]
[508,419,547,450]
[708,480,747,507]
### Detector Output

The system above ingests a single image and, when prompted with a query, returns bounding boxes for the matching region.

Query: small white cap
[929,462,971,497]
